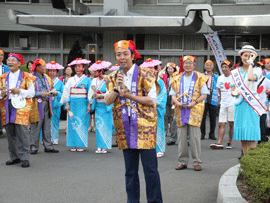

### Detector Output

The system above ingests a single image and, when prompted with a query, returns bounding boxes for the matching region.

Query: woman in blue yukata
[60,58,92,152]
[231,45,266,157]
[88,60,113,154]
[140,58,167,158]
[46,61,64,145]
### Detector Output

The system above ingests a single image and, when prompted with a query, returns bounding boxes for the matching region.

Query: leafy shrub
[239,142,270,202]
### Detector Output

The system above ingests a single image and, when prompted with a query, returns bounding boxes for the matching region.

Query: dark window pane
[262,34,270,50]
[236,35,260,50]
[0,32,9,47]
[219,35,235,50]
[135,34,145,50]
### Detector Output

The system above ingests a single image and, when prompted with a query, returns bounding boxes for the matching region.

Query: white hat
[238,45,257,58]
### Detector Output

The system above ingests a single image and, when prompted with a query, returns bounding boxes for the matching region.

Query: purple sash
[263,70,267,76]
[5,71,23,124]
[119,65,139,149]
[179,72,196,126]
[33,72,52,120]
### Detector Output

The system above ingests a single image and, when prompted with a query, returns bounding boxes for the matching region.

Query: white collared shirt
[124,64,157,116]
[0,69,35,99]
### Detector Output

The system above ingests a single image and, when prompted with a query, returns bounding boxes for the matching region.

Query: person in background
[0,53,35,167]
[27,61,34,72]
[210,60,234,150]
[231,45,264,158]
[29,58,59,155]
[60,58,92,152]
[171,56,209,171]
[201,60,219,140]
[159,62,178,146]
[88,69,96,132]
[105,40,163,203]
[262,58,270,77]
[256,61,270,144]
[0,49,10,135]
[46,61,64,145]
[141,58,167,158]
[88,60,113,154]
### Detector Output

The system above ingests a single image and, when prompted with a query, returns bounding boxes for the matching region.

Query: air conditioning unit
[19,37,29,48]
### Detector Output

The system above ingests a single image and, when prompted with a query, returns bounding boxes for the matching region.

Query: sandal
[77,148,85,152]
[101,149,107,154]
[95,148,102,154]
[70,148,76,152]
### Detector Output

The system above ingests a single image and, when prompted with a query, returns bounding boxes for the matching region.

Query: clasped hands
[0,87,21,97]
[172,100,196,109]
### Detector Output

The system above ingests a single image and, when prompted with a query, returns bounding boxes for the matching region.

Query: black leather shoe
[112,141,118,148]
[30,150,38,155]
[21,160,30,168]
[6,159,21,165]
[44,148,59,153]
[201,135,205,140]
[209,136,217,140]
[167,140,176,146]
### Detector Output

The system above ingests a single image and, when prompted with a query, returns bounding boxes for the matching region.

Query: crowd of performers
[0,41,270,202]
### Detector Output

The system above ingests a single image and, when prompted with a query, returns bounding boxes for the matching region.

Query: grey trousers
[164,104,177,142]
[6,101,30,161]
[30,101,53,151]
[177,125,202,166]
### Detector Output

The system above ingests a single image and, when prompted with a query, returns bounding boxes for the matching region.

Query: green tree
[67,40,83,65]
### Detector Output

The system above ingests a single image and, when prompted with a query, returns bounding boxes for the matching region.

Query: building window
[184,35,207,50]
[157,0,182,4]
[160,35,183,50]
[160,55,181,67]
[63,34,88,50]
[81,0,103,3]
[219,35,235,50]
[261,34,270,50]
[38,33,60,49]
[4,0,30,2]
[0,32,9,47]
[236,35,260,50]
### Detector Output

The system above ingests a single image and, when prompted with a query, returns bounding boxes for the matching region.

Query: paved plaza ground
[0,120,241,203]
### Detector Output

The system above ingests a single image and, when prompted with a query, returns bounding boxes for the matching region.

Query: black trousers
[200,103,218,138]
[123,149,163,203]
[259,114,268,143]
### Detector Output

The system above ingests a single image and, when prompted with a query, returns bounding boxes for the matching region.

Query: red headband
[8,53,25,65]
[262,58,270,64]
[114,40,142,60]
[179,55,196,73]
[32,58,46,72]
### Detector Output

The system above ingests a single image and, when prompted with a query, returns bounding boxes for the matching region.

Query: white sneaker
[95,148,102,154]
[70,148,76,152]
[157,152,164,158]
[53,141,58,145]
[77,148,85,152]
[210,143,224,150]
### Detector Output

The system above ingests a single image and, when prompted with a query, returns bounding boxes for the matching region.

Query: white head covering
[238,45,257,58]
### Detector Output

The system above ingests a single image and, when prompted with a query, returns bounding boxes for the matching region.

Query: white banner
[204,32,227,74]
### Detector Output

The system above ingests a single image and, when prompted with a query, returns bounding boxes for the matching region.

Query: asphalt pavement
[0,120,241,203]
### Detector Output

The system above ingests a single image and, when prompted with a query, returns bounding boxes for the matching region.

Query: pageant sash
[179,72,196,126]
[5,70,23,124]
[231,69,266,116]
[119,64,139,149]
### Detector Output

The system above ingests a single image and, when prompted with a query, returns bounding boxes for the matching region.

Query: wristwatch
[113,87,119,94]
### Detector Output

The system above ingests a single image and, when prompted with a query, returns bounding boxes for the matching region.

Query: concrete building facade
[1,0,270,73]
